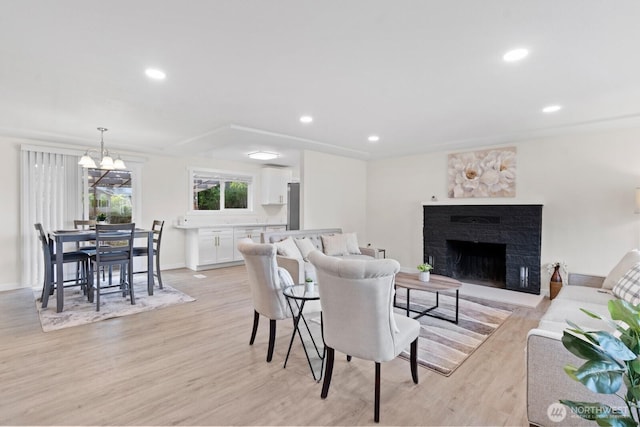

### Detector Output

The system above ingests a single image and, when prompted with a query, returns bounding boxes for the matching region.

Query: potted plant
[96,213,107,224]
[560,299,639,425]
[305,277,314,292]
[417,263,433,282]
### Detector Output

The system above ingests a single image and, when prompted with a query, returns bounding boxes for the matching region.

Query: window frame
[188,167,254,214]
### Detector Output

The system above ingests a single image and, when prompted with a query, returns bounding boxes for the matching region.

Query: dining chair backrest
[237,238,291,321]
[308,251,402,362]
[34,223,52,266]
[73,219,96,230]
[94,223,135,265]
[151,220,164,253]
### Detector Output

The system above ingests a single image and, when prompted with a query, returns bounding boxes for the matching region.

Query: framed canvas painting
[448,147,516,198]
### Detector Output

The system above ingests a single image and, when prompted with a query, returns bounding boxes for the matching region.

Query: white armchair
[237,238,294,362]
[308,251,420,423]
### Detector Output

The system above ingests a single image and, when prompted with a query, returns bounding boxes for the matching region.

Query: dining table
[47,228,154,313]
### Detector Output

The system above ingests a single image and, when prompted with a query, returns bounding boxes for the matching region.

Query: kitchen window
[190,168,253,212]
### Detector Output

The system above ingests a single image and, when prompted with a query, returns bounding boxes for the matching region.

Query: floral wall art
[448,147,516,198]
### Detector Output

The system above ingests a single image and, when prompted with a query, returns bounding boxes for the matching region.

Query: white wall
[301,150,368,241]
[0,139,22,290]
[366,127,640,294]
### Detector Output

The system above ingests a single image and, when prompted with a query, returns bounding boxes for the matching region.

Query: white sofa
[527,250,640,426]
[261,228,377,284]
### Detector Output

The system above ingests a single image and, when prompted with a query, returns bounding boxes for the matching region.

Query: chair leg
[128,260,135,305]
[321,347,335,399]
[96,273,101,312]
[410,338,419,384]
[155,252,163,289]
[87,263,95,303]
[266,319,276,362]
[374,362,381,423]
[250,310,260,345]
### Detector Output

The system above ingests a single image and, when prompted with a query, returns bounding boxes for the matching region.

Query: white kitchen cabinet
[192,228,234,268]
[261,167,292,205]
[181,224,288,270]
[233,227,263,260]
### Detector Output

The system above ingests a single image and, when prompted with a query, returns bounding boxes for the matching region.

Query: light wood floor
[0,266,549,426]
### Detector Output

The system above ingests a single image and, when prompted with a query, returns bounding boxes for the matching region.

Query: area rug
[34,282,195,332]
[395,287,514,377]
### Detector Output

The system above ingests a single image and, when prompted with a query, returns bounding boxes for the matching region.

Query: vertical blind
[21,148,82,287]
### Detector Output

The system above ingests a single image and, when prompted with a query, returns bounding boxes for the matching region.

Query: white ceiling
[2,0,640,167]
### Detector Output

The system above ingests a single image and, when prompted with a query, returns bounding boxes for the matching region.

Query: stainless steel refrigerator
[287,182,300,230]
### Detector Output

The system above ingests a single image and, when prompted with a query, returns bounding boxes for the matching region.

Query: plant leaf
[574,360,625,394]
[595,416,638,427]
[562,331,617,362]
[587,331,636,361]
[564,364,579,381]
[581,308,607,320]
[609,299,640,330]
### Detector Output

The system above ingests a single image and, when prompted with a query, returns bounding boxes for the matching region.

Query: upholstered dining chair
[133,220,164,290]
[34,223,90,308]
[308,251,420,423]
[237,238,296,362]
[87,223,136,311]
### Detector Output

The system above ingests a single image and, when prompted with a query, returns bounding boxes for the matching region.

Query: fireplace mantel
[423,204,542,295]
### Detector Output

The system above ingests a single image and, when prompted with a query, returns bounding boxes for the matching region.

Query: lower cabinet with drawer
[185,228,235,270]
[183,224,287,270]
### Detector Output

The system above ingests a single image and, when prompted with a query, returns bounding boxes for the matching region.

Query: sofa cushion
[603,249,640,290]
[294,237,317,260]
[538,298,615,334]
[612,262,640,305]
[274,237,302,259]
[344,232,362,255]
[555,285,615,305]
[321,234,348,256]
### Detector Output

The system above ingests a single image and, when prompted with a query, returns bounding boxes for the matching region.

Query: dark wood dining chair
[34,223,90,309]
[87,223,136,311]
[133,220,164,290]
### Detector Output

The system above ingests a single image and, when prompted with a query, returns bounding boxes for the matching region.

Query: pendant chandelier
[78,127,127,170]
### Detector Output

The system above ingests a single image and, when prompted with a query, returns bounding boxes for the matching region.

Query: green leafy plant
[561,299,640,426]
[417,263,433,272]
[96,213,107,222]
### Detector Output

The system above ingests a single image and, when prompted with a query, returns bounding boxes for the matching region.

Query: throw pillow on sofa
[321,234,349,256]
[344,232,362,255]
[321,233,363,256]
[603,249,640,290]
[612,262,640,305]
[274,237,303,259]
[294,237,317,260]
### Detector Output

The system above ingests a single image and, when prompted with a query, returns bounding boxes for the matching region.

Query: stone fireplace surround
[423,204,542,295]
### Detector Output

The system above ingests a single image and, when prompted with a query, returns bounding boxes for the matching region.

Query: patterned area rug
[34,281,195,332]
[395,287,513,377]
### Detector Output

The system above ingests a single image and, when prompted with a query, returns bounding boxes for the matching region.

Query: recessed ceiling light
[145,68,166,80]
[248,151,279,160]
[503,48,529,62]
[299,115,313,124]
[368,135,380,142]
[542,105,563,113]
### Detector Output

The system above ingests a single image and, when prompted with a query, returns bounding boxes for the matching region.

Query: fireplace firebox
[423,204,542,294]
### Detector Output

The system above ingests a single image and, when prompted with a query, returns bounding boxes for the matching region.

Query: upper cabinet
[261,167,292,205]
